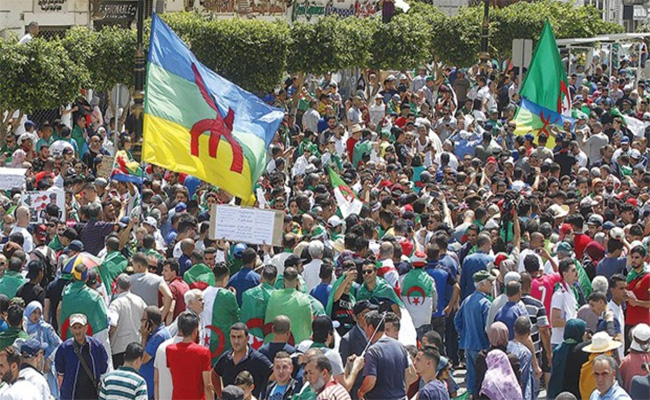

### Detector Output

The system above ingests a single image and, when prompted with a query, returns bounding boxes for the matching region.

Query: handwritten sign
[22,189,66,224]
[209,205,284,246]
[97,154,115,179]
[0,168,27,190]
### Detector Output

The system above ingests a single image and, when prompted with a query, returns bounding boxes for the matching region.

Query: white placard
[22,189,66,224]
[209,204,284,246]
[0,168,26,190]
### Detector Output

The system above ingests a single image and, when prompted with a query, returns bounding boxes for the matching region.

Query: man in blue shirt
[227,248,261,306]
[139,306,171,399]
[459,234,494,300]
[455,270,494,396]
[495,280,529,340]
[309,263,333,308]
[590,355,632,400]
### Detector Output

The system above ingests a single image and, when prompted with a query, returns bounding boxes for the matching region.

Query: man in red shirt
[161,259,189,321]
[346,124,363,161]
[566,214,593,260]
[166,312,214,400]
[626,246,650,352]
[524,254,561,323]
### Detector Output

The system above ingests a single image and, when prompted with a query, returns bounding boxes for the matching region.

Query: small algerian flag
[400,267,436,329]
[328,167,363,219]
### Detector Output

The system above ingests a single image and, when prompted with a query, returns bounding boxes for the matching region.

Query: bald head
[379,242,394,259]
[14,206,30,227]
[180,238,195,255]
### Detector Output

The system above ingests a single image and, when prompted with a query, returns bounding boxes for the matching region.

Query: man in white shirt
[302,100,320,134]
[18,22,39,45]
[582,122,609,165]
[550,259,579,346]
[10,206,34,253]
[18,339,51,400]
[108,274,148,367]
[302,241,326,291]
[0,345,40,400]
[608,274,626,358]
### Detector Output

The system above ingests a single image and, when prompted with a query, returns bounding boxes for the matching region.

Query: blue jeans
[465,349,480,395]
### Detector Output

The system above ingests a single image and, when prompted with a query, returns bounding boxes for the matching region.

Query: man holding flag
[401,251,437,339]
[240,264,277,349]
[356,260,403,317]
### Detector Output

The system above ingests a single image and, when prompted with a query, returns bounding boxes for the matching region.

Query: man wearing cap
[455,270,495,395]
[15,260,45,306]
[19,338,50,399]
[620,323,650,392]
[0,345,40,400]
[55,313,109,400]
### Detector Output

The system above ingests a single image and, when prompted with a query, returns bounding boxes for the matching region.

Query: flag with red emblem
[400,252,436,329]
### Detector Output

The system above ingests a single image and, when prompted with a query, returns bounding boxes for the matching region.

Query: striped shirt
[317,380,351,400]
[99,366,148,400]
[522,295,549,354]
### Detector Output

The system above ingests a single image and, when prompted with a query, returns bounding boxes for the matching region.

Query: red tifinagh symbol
[539,111,552,138]
[190,63,244,173]
[558,81,570,113]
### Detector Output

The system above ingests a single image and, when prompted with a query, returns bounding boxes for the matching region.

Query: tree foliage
[0,38,85,114]
[163,12,289,93]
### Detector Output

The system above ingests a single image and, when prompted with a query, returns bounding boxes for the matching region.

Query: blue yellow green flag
[143,14,284,203]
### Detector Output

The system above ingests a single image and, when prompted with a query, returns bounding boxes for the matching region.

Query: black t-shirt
[45,277,71,332]
[332,293,355,336]
[75,341,99,400]
[553,150,576,177]
[15,282,45,307]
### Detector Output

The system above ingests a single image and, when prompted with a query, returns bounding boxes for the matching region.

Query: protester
[99,342,148,400]
[1,42,649,400]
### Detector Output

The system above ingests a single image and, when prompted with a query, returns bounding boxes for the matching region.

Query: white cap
[143,217,158,229]
[610,227,625,240]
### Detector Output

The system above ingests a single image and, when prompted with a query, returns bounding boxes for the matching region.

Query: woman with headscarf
[23,300,62,398]
[474,322,522,399]
[480,349,524,400]
[582,241,605,281]
[547,319,589,399]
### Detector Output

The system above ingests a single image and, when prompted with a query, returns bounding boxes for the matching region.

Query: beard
[310,376,326,392]
[1,369,15,384]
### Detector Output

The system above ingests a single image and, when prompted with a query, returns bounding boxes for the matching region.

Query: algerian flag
[328,167,362,219]
[60,281,109,340]
[202,287,240,362]
[240,282,275,349]
[400,268,436,329]
[265,288,313,344]
[356,277,405,308]
[623,115,649,138]
[515,21,571,148]
[183,263,216,289]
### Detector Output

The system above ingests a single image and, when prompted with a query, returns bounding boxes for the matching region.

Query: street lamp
[132,0,145,141]
[479,0,490,76]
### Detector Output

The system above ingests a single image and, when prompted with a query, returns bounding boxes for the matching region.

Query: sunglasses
[362,269,374,275]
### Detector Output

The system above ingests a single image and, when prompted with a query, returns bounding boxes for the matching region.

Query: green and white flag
[328,167,362,218]
[400,268,436,329]
[240,282,275,349]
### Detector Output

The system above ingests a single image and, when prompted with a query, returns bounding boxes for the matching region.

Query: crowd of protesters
[0,57,648,400]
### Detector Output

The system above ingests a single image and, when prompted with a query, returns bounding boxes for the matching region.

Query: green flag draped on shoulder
[265,288,313,344]
[183,263,216,289]
[206,288,240,361]
[240,282,275,349]
[325,275,356,317]
[357,277,404,308]
[401,269,436,328]
[328,167,362,218]
[514,20,571,149]
[60,281,109,340]
[99,251,128,296]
